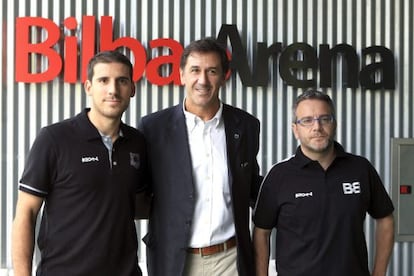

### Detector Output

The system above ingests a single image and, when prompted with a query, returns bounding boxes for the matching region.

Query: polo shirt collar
[293,141,347,168]
[77,108,125,141]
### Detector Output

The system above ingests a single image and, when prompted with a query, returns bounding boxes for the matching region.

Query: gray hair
[292,89,336,122]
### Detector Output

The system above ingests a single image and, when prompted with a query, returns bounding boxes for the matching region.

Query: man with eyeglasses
[253,89,394,276]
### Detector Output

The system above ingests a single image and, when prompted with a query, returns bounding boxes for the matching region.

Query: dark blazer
[138,103,261,276]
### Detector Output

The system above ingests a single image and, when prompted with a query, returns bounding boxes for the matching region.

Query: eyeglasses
[295,115,335,127]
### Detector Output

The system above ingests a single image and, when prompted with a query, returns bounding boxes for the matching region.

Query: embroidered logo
[342,182,361,194]
[130,152,140,169]
[81,156,99,163]
[295,191,313,198]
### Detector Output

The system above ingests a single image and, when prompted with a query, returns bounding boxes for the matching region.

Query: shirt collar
[79,108,125,141]
[98,129,124,139]
[294,141,347,168]
[183,98,223,132]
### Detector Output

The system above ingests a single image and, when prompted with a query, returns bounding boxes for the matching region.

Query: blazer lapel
[167,105,194,186]
[222,105,242,185]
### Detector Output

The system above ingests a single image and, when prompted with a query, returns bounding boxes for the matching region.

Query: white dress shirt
[183,102,236,247]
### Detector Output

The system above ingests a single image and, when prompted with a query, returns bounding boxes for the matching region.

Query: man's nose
[107,80,118,95]
[198,71,209,84]
[312,118,323,129]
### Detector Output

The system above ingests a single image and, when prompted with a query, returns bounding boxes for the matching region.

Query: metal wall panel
[1,0,413,275]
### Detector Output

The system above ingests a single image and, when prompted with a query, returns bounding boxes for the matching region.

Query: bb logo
[342,182,361,194]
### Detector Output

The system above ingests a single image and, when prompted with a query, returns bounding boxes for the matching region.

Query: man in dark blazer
[138,38,262,276]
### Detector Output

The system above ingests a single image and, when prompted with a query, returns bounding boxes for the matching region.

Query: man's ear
[130,84,136,97]
[292,123,299,139]
[179,69,185,85]
[84,80,92,96]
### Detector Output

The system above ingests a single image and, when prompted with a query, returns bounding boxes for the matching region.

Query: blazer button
[185,220,192,229]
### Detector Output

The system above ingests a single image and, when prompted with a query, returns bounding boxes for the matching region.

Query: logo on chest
[129,152,140,169]
[295,191,313,198]
[342,182,361,195]
[81,156,99,163]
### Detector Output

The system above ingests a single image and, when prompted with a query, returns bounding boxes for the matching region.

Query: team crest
[130,152,140,169]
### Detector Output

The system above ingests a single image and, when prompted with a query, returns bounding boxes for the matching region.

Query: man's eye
[301,118,313,124]
[118,78,129,85]
[320,117,330,123]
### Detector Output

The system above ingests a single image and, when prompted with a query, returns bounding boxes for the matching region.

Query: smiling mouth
[195,84,211,92]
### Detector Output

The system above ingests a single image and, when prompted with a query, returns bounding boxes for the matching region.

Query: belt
[187,237,237,256]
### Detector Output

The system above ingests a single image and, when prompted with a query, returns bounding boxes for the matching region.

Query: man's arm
[253,226,272,276]
[12,190,44,276]
[249,118,263,208]
[372,214,394,276]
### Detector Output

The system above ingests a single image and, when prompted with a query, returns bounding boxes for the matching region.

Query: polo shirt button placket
[112,148,117,167]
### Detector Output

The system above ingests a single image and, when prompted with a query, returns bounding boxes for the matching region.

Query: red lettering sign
[146,38,182,85]
[15,17,62,82]
[14,17,394,89]
[14,16,184,85]
[99,16,148,83]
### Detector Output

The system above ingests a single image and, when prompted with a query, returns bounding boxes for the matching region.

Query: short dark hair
[292,89,336,122]
[87,50,133,81]
[180,38,229,77]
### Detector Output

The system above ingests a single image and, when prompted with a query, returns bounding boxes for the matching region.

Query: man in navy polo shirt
[253,90,394,276]
[12,51,147,276]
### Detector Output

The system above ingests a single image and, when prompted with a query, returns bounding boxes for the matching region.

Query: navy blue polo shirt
[19,109,146,276]
[253,142,394,276]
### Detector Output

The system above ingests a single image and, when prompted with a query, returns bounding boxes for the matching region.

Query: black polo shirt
[253,142,394,276]
[19,109,146,276]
